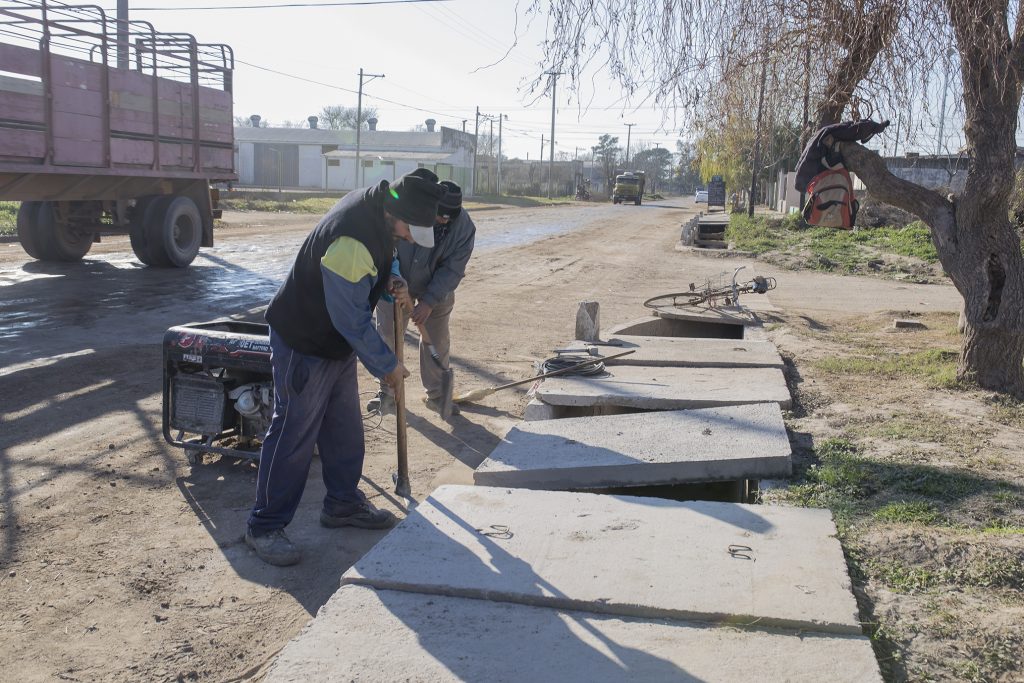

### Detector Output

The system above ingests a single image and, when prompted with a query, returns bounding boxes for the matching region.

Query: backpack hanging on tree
[794,118,889,229]
[802,163,858,229]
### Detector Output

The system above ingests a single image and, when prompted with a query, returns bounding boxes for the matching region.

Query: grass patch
[219,196,338,214]
[0,201,17,235]
[871,546,1024,593]
[813,348,960,388]
[806,438,876,496]
[874,501,943,525]
[727,214,939,274]
[982,518,1024,535]
[769,437,1020,534]
[870,560,940,593]
[471,194,574,208]
[856,411,984,445]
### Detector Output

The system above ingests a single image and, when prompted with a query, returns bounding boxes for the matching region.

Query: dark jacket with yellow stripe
[266,182,394,363]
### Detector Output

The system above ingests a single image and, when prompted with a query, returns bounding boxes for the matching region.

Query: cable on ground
[540,354,606,376]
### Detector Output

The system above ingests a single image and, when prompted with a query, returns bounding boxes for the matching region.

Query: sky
[95,0,686,161]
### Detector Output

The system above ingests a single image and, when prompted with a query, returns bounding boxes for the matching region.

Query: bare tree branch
[840,141,957,248]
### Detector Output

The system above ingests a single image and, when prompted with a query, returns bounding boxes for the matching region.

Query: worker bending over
[246,170,445,566]
[369,180,476,416]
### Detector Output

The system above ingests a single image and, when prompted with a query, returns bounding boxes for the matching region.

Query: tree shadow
[340,495,704,681]
[0,346,180,569]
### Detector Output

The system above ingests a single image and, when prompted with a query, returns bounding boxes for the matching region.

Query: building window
[327,159,340,167]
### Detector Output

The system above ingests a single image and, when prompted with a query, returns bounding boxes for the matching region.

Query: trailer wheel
[16,201,43,259]
[147,196,201,268]
[35,201,93,262]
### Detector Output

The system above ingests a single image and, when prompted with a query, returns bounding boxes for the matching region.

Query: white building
[233,121,475,193]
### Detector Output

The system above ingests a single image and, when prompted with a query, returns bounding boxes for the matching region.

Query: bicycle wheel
[643,291,711,309]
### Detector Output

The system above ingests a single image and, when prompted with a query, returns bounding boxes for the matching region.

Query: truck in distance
[611,171,645,205]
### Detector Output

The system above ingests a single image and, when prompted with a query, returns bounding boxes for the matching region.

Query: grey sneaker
[365,390,395,416]
[320,501,397,530]
[422,395,459,416]
[245,528,300,566]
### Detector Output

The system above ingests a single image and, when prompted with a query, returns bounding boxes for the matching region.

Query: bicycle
[643,266,777,311]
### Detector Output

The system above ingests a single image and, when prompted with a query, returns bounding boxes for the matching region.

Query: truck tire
[35,201,93,262]
[147,196,202,268]
[16,201,42,259]
[129,196,163,266]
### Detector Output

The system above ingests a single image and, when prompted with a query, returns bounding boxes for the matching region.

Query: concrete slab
[343,485,862,634]
[474,404,791,489]
[267,585,881,683]
[535,365,792,410]
[558,336,784,368]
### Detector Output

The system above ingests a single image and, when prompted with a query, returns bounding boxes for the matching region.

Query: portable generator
[162,320,273,463]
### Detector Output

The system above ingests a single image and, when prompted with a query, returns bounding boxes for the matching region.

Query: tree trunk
[944,0,1024,395]
[960,320,1024,393]
[948,204,1024,395]
[826,0,1024,397]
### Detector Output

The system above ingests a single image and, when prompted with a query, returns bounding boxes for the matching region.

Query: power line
[123,0,449,10]
[235,58,467,126]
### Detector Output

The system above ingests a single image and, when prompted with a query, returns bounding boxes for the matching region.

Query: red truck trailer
[0,1,235,267]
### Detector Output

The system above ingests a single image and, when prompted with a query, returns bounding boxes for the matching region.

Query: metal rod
[393,301,410,498]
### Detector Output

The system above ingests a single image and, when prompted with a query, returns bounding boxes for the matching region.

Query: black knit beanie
[384,170,445,227]
[438,180,463,219]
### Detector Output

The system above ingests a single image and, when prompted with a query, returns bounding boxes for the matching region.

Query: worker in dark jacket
[369,180,476,416]
[245,170,445,567]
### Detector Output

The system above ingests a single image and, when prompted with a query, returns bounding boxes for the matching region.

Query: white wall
[325,159,357,191]
[776,170,802,214]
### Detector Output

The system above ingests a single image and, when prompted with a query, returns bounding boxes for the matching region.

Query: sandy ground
[0,198,965,682]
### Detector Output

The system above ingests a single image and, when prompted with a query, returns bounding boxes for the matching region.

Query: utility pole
[462,119,467,133]
[748,47,769,217]
[488,116,495,193]
[497,114,506,197]
[540,134,544,162]
[472,107,480,196]
[355,67,384,189]
[116,0,129,70]
[624,123,635,166]
[544,70,563,198]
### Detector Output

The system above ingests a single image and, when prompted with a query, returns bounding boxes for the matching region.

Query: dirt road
[0,199,962,682]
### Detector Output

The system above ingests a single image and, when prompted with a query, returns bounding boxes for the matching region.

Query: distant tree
[319,105,379,130]
[592,134,620,184]
[674,141,703,194]
[234,115,265,128]
[632,147,674,193]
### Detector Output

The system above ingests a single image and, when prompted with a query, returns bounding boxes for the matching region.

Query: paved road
[0,199,686,371]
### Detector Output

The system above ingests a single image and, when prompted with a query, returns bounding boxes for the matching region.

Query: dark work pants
[247,327,366,535]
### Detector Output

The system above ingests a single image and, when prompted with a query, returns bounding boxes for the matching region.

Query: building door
[254,143,299,188]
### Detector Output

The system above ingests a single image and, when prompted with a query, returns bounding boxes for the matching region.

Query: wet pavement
[0,201,683,371]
